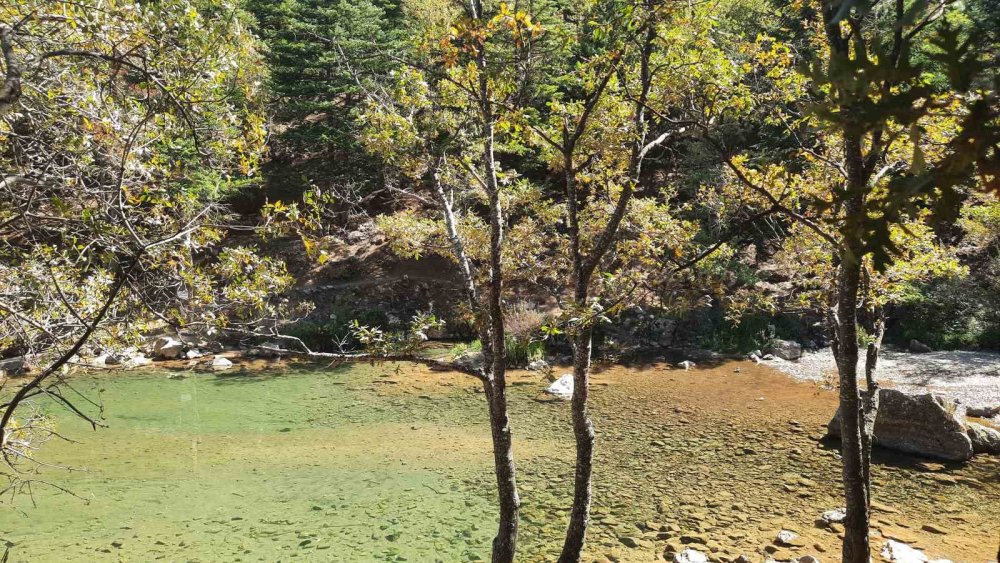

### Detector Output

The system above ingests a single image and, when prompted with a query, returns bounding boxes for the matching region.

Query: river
[1,359,997,561]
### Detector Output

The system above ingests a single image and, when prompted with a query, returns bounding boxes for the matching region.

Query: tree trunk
[835,131,872,562]
[834,253,871,563]
[484,378,519,563]
[558,329,595,562]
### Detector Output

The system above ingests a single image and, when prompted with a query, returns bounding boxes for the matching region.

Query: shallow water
[1,360,998,562]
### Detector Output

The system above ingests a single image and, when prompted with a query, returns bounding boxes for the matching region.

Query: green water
[2,362,999,562]
[0,365,508,562]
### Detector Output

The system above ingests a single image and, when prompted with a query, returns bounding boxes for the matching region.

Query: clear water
[1,361,997,562]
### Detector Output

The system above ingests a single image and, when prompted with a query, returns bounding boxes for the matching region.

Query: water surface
[1,360,997,561]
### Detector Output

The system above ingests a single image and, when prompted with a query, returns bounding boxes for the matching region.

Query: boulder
[544,374,573,400]
[0,356,29,376]
[211,356,234,371]
[827,389,973,461]
[966,422,1000,455]
[651,317,677,347]
[908,339,933,353]
[881,540,927,563]
[677,360,696,370]
[454,351,484,371]
[774,530,804,547]
[151,336,184,360]
[105,353,128,366]
[253,341,288,359]
[965,405,1000,418]
[767,339,803,361]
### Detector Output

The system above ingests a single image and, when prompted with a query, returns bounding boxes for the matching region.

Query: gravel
[766,347,1000,409]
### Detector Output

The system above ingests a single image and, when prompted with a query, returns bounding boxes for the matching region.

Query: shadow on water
[817,435,971,472]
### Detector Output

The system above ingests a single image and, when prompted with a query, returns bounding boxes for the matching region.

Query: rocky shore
[765,348,1000,409]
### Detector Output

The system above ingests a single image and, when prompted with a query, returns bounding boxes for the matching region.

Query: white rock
[152,336,184,360]
[544,374,573,399]
[526,359,550,371]
[821,508,846,524]
[132,354,153,366]
[881,540,928,563]
[87,354,110,367]
[186,349,205,359]
[775,529,800,546]
[673,548,709,563]
[677,360,696,370]
[211,356,234,370]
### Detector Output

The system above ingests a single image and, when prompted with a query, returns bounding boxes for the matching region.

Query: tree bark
[0,24,23,115]
[469,0,520,556]
[834,132,873,563]
[558,14,655,559]
[833,251,871,563]
[558,329,595,562]
[484,378,519,563]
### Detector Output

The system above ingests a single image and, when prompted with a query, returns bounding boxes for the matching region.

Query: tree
[709,0,1000,559]
[0,0,270,485]
[526,2,765,557]
[244,0,404,210]
[357,2,547,560]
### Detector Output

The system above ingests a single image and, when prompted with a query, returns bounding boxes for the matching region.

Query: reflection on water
[0,360,997,562]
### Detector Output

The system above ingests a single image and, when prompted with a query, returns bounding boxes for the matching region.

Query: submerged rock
[774,529,804,547]
[820,508,846,525]
[544,374,573,399]
[212,356,234,370]
[966,422,1000,455]
[880,539,952,563]
[827,389,974,461]
[673,548,708,563]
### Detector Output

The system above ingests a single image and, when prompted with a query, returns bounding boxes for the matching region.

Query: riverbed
[1,360,997,562]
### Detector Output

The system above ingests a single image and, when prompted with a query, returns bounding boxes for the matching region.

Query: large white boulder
[544,373,573,399]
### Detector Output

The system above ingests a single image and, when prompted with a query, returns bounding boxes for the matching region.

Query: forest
[1,0,1000,562]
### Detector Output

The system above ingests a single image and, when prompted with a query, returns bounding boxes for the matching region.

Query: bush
[892,277,1000,350]
[449,337,545,368]
[674,306,805,354]
[283,309,390,352]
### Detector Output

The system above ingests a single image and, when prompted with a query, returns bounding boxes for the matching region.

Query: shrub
[449,337,545,368]
[892,277,1000,350]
